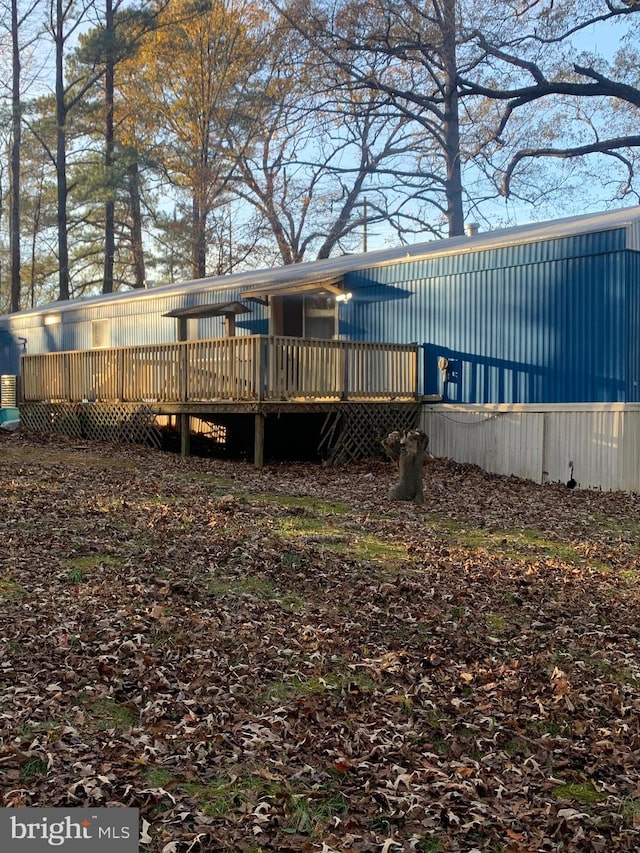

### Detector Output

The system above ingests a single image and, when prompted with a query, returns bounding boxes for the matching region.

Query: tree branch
[503,136,640,197]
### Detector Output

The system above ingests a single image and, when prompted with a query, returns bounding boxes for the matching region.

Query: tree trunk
[126,154,146,288]
[382,429,429,504]
[55,0,70,301]
[192,192,207,279]
[441,0,465,238]
[103,0,115,293]
[29,167,44,307]
[10,0,22,312]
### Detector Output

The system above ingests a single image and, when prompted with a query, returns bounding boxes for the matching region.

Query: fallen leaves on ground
[1,430,640,852]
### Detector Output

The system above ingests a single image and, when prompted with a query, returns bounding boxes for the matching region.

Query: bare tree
[458,1,640,202]
[230,81,424,261]
[272,0,500,237]
[42,0,102,300]
[1,0,44,311]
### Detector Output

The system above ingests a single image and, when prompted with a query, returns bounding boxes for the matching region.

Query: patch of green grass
[485,612,508,633]
[612,666,640,687]
[284,792,349,836]
[239,774,288,798]
[182,780,238,817]
[147,495,183,506]
[207,574,305,612]
[262,669,377,704]
[143,767,175,788]
[62,553,124,578]
[524,717,570,737]
[281,524,406,565]
[150,627,192,649]
[379,621,433,648]
[178,470,235,487]
[269,508,406,569]
[176,773,348,833]
[83,698,138,732]
[351,534,407,566]
[591,514,640,538]
[20,758,49,781]
[16,721,61,742]
[66,567,87,583]
[251,494,351,515]
[573,653,640,685]
[280,550,307,569]
[142,772,280,818]
[0,447,138,470]
[424,732,452,756]
[370,815,393,835]
[502,737,532,757]
[277,516,336,537]
[429,517,608,568]
[0,577,25,600]
[611,797,640,828]
[413,840,445,853]
[552,781,605,805]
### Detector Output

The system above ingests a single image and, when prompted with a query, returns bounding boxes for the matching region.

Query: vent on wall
[1,375,17,407]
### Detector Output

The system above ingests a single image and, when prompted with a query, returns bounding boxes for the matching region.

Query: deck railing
[20,336,419,403]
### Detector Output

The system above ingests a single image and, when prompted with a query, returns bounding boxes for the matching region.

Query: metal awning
[163,301,252,318]
[241,275,345,299]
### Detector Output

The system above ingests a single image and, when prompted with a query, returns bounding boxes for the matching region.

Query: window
[304,295,336,339]
[91,319,110,349]
[271,294,337,338]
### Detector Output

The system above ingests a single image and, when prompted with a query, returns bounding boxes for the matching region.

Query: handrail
[20,336,419,403]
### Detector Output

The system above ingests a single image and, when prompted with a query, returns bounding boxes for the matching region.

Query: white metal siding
[627,218,640,251]
[422,403,640,492]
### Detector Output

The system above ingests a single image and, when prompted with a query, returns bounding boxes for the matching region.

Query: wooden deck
[20,335,419,404]
[19,336,420,465]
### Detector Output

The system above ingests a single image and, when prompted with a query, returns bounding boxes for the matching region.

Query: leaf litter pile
[2,431,640,852]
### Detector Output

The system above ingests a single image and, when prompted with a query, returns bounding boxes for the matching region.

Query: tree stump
[382,429,429,504]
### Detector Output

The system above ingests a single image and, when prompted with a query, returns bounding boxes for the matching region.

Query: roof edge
[4,206,639,321]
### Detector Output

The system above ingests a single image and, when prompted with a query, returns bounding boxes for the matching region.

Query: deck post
[179,343,188,402]
[342,343,350,401]
[254,412,265,468]
[117,349,125,401]
[256,337,266,401]
[63,354,71,401]
[180,413,191,457]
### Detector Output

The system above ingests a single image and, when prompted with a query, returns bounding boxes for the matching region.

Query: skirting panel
[421,403,640,492]
[321,403,422,465]
[20,402,162,448]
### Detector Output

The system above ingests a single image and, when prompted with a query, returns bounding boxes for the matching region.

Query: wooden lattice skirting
[20,402,163,448]
[319,402,422,465]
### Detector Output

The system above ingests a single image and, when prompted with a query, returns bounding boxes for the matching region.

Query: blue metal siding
[0,326,24,374]
[344,240,632,404]
[347,228,627,288]
[0,223,635,403]
[627,251,640,402]
[0,283,270,365]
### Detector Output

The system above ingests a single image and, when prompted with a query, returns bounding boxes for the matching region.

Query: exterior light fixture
[335,292,353,303]
[43,315,61,326]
